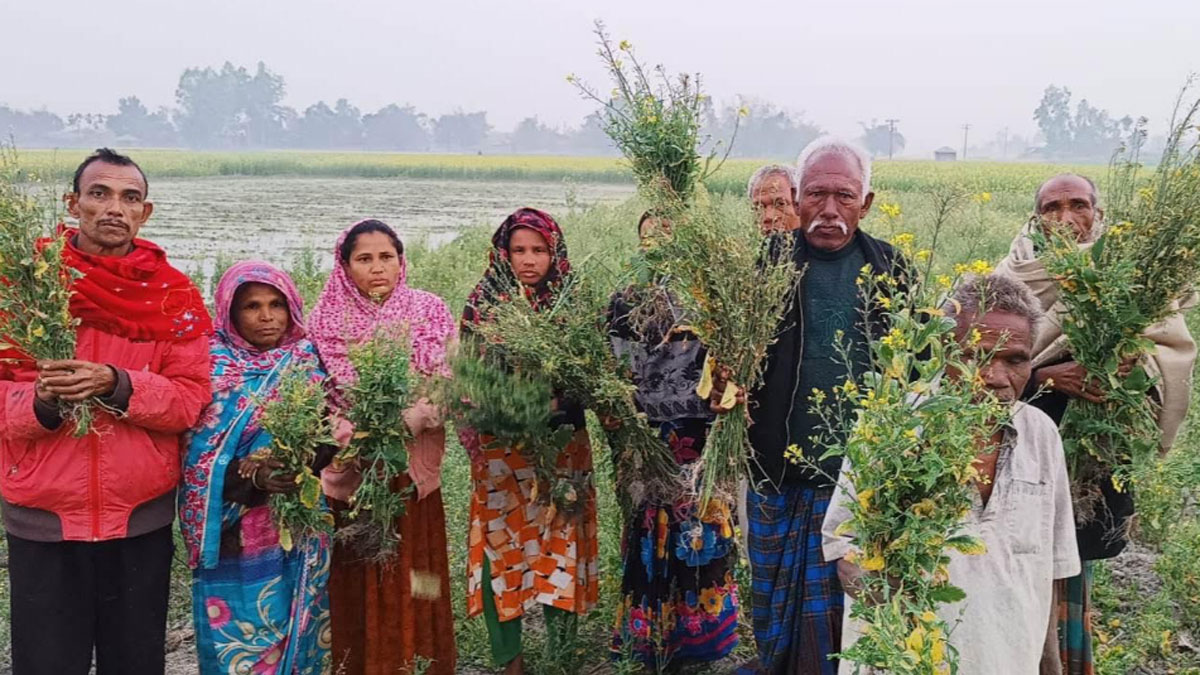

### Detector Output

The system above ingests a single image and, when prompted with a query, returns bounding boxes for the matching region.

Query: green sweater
[786,242,870,480]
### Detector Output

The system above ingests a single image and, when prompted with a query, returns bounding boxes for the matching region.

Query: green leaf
[929,584,967,604]
[298,473,321,509]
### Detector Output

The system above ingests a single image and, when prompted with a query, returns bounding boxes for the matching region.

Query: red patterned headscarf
[61,226,212,342]
[461,207,571,329]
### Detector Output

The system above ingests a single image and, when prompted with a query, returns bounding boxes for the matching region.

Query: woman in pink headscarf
[181,261,333,675]
[307,219,457,675]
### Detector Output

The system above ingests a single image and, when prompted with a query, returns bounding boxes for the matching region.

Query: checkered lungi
[747,485,843,675]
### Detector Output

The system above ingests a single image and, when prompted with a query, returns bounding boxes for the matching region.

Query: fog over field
[3,0,1200,157]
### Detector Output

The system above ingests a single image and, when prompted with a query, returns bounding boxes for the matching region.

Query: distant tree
[1034,85,1138,162]
[293,98,362,148]
[510,116,565,153]
[362,104,430,151]
[0,106,65,146]
[106,96,177,146]
[568,111,616,155]
[432,111,489,152]
[175,61,290,148]
[859,119,905,158]
[706,100,821,159]
[1034,85,1074,157]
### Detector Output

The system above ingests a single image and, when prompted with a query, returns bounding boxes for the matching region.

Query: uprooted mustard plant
[463,266,682,516]
[1033,85,1200,519]
[255,362,334,551]
[805,233,1009,674]
[0,145,93,435]
[338,330,417,561]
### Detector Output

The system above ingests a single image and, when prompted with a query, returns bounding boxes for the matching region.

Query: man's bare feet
[503,653,525,675]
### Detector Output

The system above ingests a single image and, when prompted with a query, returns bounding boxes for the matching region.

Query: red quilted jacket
[0,326,211,541]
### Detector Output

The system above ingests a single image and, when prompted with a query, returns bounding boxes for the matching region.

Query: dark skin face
[1034,175,1124,402]
[231,283,291,351]
[798,153,874,251]
[1035,175,1102,243]
[508,227,553,286]
[952,310,1034,506]
[952,310,1034,404]
[345,231,402,300]
[64,161,153,257]
[637,216,673,250]
[753,173,801,234]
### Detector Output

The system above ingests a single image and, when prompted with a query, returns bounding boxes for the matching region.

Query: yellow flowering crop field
[14,147,1099,196]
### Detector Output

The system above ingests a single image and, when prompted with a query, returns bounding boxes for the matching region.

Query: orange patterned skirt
[466,429,600,621]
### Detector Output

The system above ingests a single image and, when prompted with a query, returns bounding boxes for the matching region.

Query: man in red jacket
[0,148,212,675]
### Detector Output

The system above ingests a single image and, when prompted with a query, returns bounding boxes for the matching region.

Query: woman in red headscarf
[460,208,599,674]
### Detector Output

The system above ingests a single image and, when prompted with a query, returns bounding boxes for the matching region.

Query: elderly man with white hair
[741,137,904,675]
[747,164,802,233]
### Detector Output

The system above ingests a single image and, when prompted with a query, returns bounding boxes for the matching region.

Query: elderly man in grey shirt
[821,273,1080,674]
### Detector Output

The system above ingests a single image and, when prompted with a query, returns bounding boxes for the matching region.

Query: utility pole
[1002,126,1009,160]
[961,124,971,160]
[885,118,900,160]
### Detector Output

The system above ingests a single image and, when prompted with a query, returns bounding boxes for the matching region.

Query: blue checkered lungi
[747,485,843,675]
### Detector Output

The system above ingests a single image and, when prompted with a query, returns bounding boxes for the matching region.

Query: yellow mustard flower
[969,259,994,275]
[856,488,875,509]
[860,554,886,572]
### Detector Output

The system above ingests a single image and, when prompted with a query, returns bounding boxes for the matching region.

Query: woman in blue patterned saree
[180,261,334,675]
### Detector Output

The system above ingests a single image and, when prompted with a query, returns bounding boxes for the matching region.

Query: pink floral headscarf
[213,260,307,352]
[307,220,457,397]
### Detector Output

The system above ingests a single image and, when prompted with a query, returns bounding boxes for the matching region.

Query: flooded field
[136,175,633,267]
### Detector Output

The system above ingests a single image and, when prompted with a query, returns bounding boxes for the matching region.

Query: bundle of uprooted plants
[650,193,801,505]
[810,250,1010,675]
[1033,87,1200,519]
[255,362,334,552]
[445,349,580,515]
[0,147,92,435]
[568,21,733,206]
[571,23,795,506]
[336,330,416,561]
[463,268,683,515]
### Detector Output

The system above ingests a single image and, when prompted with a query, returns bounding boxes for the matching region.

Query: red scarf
[60,226,212,342]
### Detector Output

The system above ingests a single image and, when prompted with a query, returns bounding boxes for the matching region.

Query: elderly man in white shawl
[994,173,1197,675]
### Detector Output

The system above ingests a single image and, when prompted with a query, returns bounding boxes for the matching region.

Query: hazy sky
[4,0,1199,156]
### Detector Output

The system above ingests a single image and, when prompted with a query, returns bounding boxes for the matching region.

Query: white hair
[795,135,873,199]
[746,164,799,200]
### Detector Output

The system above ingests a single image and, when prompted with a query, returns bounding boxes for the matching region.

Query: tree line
[0,61,1146,162]
[0,61,823,158]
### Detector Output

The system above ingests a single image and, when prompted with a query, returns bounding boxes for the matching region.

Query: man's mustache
[807,219,848,235]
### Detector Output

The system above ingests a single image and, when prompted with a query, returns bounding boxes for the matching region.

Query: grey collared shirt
[822,402,1081,675]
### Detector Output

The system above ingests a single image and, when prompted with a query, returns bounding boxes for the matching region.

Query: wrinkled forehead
[754,172,795,198]
[957,309,1034,351]
[1036,175,1095,208]
[799,153,863,191]
[233,279,286,302]
[78,161,147,194]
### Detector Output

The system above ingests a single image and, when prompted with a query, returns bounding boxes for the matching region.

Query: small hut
[934,146,957,162]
